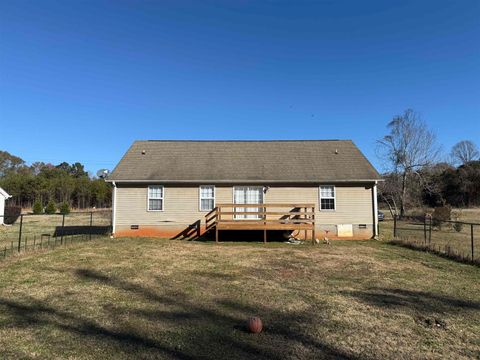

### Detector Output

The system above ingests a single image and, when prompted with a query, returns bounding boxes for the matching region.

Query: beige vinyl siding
[116,184,373,227]
[324,186,373,224]
[265,185,373,225]
[116,185,231,226]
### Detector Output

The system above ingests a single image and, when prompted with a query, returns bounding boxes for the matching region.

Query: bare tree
[377,173,400,217]
[450,140,479,165]
[376,109,440,217]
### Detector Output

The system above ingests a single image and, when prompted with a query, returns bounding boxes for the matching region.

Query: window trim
[199,185,215,212]
[233,186,264,220]
[147,185,164,212]
[319,185,336,211]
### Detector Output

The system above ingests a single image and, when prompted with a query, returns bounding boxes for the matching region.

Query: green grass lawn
[0,238,479,359]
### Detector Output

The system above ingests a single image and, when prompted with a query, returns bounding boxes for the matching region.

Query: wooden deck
[206,203,315,243]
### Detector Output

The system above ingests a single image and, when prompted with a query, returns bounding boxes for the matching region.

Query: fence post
[423,216,427,245]
[393,215,397,238]
[17,214,23,252]
[60,214,65,245]
[428,216,432,245]
[89,212,93,240]
[471,224,474,263]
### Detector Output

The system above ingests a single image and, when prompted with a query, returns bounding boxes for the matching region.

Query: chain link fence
[0,210,112,261]
[391,215,479,265]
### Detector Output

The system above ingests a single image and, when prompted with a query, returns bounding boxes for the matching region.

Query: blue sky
[1,0,479,174]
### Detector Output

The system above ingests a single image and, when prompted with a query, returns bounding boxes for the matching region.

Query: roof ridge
[135,139,351,143]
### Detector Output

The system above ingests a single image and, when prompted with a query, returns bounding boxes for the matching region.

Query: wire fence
[0,210,112,261]
[391,215,479,265]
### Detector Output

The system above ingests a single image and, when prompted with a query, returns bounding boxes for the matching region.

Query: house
[0,187,12,225]
[107,140,382,241]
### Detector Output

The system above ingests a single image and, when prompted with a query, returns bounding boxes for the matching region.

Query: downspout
[373,181,379,238]
[112,181,117,237]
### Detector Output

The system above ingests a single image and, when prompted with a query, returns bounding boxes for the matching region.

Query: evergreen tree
[45,201,57,214]
[32,200,43,214]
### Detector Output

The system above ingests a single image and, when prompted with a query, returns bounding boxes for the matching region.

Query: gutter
[105,179,384,184]
[373,180,379,238]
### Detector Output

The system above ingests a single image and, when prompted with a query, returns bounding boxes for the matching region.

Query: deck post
[304,207,308,241]
[263,205,267,243]
[216,207,221,243]
[312,206,316,244]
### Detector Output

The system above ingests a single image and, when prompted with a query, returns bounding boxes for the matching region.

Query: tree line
[0,151,112,210]
[2,112,477,216]
[376,109,480,217]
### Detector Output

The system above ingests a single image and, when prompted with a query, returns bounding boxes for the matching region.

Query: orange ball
[248,317,263,333]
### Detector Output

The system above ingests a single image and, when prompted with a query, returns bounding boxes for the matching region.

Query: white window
[148,186,164,211]
[319,185,335,211]
[199,185,215,211]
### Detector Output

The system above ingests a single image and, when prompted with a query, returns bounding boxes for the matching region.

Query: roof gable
[109,140,381,183]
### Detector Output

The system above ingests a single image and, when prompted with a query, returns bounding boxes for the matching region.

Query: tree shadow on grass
[0,268,361,359]
[76,268,359,359]
[217,299,353,357]
[0,296,195,360]
[341,287,480,315]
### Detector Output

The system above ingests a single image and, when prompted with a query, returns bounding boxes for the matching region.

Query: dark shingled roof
[108,140,381,183]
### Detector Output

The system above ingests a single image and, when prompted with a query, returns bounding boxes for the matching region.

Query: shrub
[432,206,451,221]
[59,202,70,215]
[453,222,463,232]
[432,206,451,229]
[45,201,57,214]
[32,200,43,214]
[3,206,22,224]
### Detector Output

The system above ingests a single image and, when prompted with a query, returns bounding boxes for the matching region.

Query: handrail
[207,204,316,223]
[215,203,315,208]
[205,205,315,215]
[218,211,315,216]
[217,219,314,223]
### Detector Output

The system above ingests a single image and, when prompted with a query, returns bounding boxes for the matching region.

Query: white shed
[0,187,12,225]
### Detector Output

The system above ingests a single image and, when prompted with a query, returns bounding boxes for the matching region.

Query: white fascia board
[106,179,383,184]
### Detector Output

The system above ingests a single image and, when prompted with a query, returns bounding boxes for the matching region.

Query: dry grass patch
[0,211,111,249]
[0,238,479,359]
[379,214,480,263]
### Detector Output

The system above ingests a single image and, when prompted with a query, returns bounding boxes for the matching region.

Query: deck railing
[206,203,315,243]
